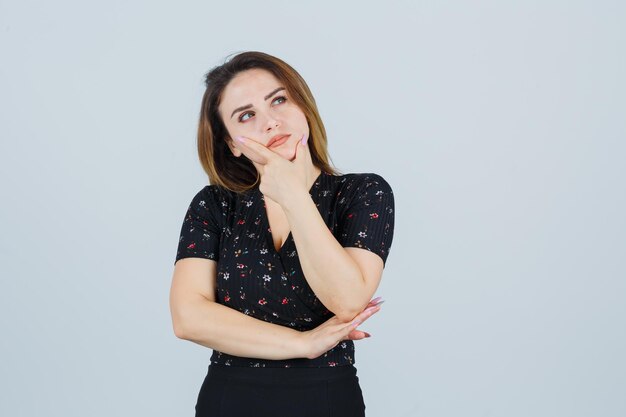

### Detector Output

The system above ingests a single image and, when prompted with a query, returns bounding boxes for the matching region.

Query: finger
[347,330,371,340]
[293,133,311,165]
[361,298,384,311]
[370,296,383,305]
[232,137,267,165]
[340,316,376,341]
[251,159,265,176]
[366,300,384,310]
[234,136,276,165]
[345,305,381,332]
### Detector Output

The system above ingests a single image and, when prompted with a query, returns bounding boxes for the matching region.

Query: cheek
[226,125,255,143]
[285,105,306,122]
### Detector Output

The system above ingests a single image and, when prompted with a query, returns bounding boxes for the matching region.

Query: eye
[237,96,287,123]
[239,112,253,122]
[273,95,287,105]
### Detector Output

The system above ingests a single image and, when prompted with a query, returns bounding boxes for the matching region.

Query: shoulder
[188,185,220,207]
[185,184,237,219]
[331,172,394,196]
[190,184,238,205]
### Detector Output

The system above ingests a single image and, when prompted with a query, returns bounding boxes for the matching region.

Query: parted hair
[197,51,339,193]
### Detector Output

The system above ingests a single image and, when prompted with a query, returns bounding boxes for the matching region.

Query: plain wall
[1,1,624,416]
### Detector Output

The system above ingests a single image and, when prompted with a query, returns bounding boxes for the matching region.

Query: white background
[1,1,625,416]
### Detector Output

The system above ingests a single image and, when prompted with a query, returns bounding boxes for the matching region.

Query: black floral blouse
[174,171,395,368]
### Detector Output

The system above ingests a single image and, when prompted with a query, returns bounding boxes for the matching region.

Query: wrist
[291,330,311,359]
[281,189,312,215]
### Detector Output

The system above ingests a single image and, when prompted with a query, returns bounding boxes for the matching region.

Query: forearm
[283,191,370,320]
[175,297,306,360]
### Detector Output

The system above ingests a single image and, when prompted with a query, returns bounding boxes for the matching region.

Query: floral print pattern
[175,171,395,367]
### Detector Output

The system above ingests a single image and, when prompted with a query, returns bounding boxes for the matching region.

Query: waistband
[207,363,357,383]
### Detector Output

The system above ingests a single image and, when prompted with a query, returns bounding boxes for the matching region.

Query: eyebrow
[230,87,286,119]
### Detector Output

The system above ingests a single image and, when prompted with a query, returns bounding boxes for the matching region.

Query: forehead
[220,69,283,109]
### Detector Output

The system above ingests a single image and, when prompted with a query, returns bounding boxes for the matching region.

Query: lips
[267,134,290,148]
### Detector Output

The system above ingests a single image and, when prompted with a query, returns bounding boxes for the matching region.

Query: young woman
[170,51,395,417]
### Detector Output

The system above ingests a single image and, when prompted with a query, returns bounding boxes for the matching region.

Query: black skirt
[194,363,366,417]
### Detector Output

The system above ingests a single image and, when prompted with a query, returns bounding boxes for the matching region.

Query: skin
[218,68,310,163]
[220,68,385,320]
[169,68,385,360]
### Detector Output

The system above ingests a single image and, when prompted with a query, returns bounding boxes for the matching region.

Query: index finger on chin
[235,136,276,163]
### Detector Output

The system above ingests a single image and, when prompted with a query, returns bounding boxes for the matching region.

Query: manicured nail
[364,305,380,314]
[364,332,371,338]
[300,133,307,145]
[235,136,246,143]
[351,319,362,327]
[371,296,382,304]
[374,300,385,306]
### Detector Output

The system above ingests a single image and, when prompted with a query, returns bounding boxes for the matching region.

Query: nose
[264,115,280,132]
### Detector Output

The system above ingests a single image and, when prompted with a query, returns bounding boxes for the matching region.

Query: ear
[225,137,243,157]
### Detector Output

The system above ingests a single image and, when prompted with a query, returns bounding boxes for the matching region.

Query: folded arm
[282,190,385,322]
[169,257,378,359]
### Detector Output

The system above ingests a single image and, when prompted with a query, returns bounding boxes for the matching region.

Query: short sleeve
[174,186,222,264]
[337,173,395,265]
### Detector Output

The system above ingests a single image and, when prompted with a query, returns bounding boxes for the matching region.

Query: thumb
[251,159,265,176]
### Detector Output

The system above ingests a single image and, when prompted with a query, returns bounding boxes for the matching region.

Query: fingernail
[364,305,380,314]
[300,133,307,145]
[351,319,362,327]
[364,332,371,338]
[371,296,382,304]
[235,136,246,143]
[374,300,385,306]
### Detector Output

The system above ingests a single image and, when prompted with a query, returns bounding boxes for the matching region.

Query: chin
[277,143,298,161]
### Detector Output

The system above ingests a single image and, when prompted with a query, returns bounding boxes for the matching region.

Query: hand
[299,297,385,360]
[233,134,314,208]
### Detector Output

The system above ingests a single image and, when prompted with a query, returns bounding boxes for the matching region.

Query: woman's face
[218,68,309,162]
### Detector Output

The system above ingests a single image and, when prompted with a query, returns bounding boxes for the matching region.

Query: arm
[228,137,394,322]
[170,257,305,359]
[169,257,380,359]
[282,192,384,322]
